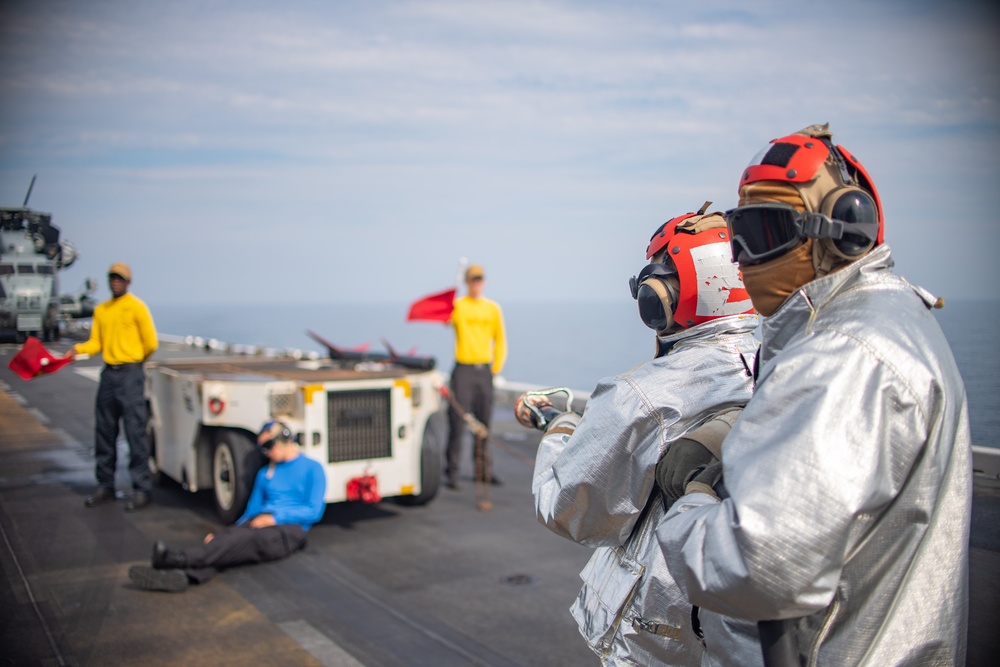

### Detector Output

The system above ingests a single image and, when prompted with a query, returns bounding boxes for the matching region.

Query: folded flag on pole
[406,287,456,323]
[8,336,74,380]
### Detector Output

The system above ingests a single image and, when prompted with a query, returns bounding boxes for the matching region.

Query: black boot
[124,490,152,512]
[152,541,187,569]
[84,486,116,507]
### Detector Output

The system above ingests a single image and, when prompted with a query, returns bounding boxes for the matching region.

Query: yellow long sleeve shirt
[451,295,507,375]
[74,292,158,365]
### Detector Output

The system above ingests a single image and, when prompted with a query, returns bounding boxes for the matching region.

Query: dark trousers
[180,524,308,584]
[94,363,151,492]
[445,363,494,479]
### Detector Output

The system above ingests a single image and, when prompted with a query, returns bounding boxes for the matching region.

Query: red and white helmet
[731,125,884,264]
[630,207,753,331]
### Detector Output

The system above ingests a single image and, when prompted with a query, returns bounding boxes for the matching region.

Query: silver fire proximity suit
[657,245,971,665]
[532,314,761,666]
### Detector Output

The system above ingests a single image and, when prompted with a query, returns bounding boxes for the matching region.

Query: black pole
[758,619,799,667]
[22,174,36,207]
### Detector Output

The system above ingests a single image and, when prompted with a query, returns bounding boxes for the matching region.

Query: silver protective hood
[533,314,762,666]
[658,244,971,666]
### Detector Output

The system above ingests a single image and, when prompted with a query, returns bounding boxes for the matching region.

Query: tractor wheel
[397,410,444,506]
[212,430,262,524]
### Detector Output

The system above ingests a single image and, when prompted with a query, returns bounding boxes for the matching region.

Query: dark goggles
[725,203,873,265]
[628,262,677,300]
[259,438,278,451]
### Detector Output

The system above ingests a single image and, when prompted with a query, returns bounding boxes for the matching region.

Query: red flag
[406,287,456,322]
[8,336,74,381]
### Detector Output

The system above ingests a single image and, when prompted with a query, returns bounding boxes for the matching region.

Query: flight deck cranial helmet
[629,202,754,332]
[257,420,293,452]
[727,123,884,268]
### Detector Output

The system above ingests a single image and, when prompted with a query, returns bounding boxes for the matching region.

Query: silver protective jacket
[658,244,971,666]
[533,314,761,666]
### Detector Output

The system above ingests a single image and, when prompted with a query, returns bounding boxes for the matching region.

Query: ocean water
[151,298,999,449]
[933,299,999,450]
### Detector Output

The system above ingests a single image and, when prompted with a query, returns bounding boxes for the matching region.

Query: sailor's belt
[104,362,143,370]
[456,362,491,370]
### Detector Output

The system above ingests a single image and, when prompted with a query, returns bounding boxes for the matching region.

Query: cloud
[0,0,998,306]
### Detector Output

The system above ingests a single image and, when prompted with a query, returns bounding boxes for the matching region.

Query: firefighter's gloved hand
[683,459,727,501]
[514,393,561,430]
[514,393,543,428]
[656,438,716,507]
[660,408,741,505]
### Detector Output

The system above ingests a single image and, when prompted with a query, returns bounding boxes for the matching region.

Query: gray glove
[656,438,716,507]
[657,408,742,506]
[683,459,726,501]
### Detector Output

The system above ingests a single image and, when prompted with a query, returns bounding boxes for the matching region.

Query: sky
[1,0,998,308]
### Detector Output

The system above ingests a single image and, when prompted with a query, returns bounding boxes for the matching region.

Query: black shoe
[129,565,188,593]
[84,486,116,507]
[445,475,459,490]
[152,541,186,569]
[124,491,152,512]
[152,541,169,569]
[476,475,503,486]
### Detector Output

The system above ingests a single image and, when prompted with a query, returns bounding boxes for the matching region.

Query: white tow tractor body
[145,354,446,523]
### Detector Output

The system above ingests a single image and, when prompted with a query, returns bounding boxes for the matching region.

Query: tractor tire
[212,430,262,524]
[397,410,444,506]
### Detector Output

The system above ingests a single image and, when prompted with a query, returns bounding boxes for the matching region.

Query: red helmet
[630,210,753,330]
[733,130,883,262]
